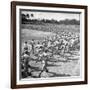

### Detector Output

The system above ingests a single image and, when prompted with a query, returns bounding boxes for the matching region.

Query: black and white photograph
[11,1,87,88]
[20,9,81,79]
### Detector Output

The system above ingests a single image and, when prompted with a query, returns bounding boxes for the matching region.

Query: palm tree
[26,14,29,19]
[31,13,34,17]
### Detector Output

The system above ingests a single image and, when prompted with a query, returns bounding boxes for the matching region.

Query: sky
[21,10,80,21]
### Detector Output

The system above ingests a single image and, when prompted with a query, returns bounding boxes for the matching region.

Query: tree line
[21,13,80,25]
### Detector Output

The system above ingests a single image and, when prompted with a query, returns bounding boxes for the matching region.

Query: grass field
[21,23,80,33]
[21,23,80,42]
[20,23,80,78]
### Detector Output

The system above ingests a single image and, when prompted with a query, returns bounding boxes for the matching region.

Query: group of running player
[21,31,80,78]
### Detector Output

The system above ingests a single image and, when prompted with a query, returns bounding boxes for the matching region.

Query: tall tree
[31,13,34,17]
